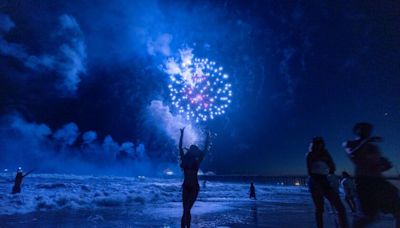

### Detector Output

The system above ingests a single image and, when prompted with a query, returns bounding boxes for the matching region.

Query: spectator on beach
[307,137,348,228]
[179,127,211,228]
[343,122,400,227]
[340,171,356,213]
[249,182,256,200]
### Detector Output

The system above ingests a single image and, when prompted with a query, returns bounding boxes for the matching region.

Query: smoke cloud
[147,33,173,56]
[82,131,97,144]
[0,113,172,175]
[147,100,200,148]
[0,13,86,95]
[53,123,79,147]
[0,13,29,60]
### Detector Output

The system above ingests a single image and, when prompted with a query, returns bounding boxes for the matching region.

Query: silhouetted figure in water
[306,137,348,228]
[343,122,400,227]
[202,180,207,188]
[12,167,33,194]
[340,171,356,213]
[179,127,211,228]
[249,182,256,200]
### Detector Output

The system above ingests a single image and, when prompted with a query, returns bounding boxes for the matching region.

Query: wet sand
[1,199,395,227]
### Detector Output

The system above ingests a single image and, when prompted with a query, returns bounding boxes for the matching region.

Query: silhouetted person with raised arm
[12,167,33,194]
[179,127,211,228]
[249,182,256,200]
[307,137,348,228]
[343,122,400,227]
[340,171,356,213]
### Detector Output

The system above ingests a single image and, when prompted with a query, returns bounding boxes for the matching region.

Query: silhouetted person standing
[12,167,32,194]
[179,127,211,228]
[249,182,256,200]
[307,137,348,228]
[340,171,356,213]
[343,122,400,227]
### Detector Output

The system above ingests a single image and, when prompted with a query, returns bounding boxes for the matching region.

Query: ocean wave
[0,173,307,215]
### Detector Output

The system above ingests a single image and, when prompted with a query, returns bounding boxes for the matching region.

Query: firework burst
[166,50,232,123]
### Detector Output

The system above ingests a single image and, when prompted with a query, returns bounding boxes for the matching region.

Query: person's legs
[345,196,356,213]
[352,214,375,228]
[393,211,400,228]
[345,198,352,212]
[181,205,187,227]
[377,179,400,228]
[181,211,186,228]
[181,187,190,228]
[350,197,357,212]
[185,188,199,228]
[325,189,348,228]
[352,179,377,228]
[250,192,256,199]
[311,189,325,228]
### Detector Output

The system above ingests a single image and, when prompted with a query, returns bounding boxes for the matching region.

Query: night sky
[0,0,399,175]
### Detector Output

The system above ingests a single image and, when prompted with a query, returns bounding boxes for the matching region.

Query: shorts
[308,175,333,193]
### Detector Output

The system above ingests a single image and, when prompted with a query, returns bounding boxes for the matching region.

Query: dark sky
[0,0,399,175]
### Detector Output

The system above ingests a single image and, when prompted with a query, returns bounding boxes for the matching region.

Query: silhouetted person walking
[307,137,348,228]
[249,182,256,200]
[343,122,400,227]
[340,171,356,213]
[179,127,211,228]
[12,167,33,194]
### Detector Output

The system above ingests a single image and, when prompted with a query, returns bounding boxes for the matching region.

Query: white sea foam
[0,173,307,216]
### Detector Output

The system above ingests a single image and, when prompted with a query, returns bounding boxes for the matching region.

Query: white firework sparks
[166,49,232,123]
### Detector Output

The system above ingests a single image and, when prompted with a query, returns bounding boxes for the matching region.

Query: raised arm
[179,127,185,158]
[23,169,34,178]
[199,131,211,162]
[344,139,368,156]
[344,136,382,156]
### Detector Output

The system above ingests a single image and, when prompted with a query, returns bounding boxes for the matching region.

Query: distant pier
[199,175,400,187]
[199,175,308,186]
